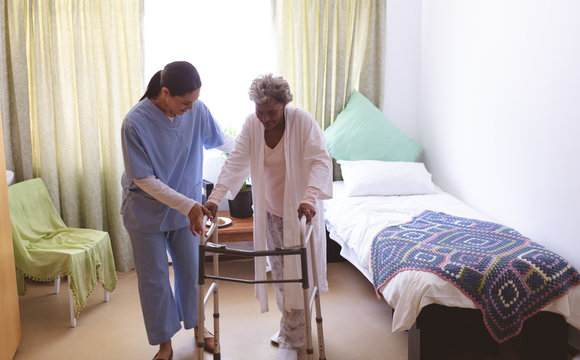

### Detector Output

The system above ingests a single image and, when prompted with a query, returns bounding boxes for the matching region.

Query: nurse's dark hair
[248,73,293,105]
[140,61,202,101]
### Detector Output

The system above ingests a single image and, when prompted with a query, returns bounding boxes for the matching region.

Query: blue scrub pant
[128,227,199,345]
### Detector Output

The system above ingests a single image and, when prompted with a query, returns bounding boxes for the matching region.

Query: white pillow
[337,160,437,196]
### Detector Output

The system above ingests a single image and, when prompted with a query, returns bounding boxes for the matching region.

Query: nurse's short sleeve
[121,121,154,179]
[200,103,225,150]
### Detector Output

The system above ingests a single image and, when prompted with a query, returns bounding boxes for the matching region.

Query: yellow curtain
[273,0,386,129]
[0,0,144,271]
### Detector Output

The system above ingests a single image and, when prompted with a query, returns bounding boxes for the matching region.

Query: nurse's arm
[133,176,197,217]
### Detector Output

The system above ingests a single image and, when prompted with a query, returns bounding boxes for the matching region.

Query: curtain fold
[0,0,144,272]
[273,0,386,130]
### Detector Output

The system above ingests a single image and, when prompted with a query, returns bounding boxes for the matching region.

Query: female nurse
[121,61,231,360]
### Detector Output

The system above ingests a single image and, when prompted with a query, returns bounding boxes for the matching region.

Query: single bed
[322,90,580,359]
[324,178,580,359]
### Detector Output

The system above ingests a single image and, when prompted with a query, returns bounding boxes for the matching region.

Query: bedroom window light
[143,0,276,132]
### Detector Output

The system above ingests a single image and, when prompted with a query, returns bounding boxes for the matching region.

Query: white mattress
[323,181,580,333]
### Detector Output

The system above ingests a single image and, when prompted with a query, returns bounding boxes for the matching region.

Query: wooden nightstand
[215,210,253,243]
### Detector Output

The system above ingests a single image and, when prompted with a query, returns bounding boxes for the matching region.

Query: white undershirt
[132,130,236,216]
[264,135,285,216]
[133,176,196,216]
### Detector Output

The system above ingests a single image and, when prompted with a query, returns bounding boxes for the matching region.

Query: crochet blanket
[371,210,580,342]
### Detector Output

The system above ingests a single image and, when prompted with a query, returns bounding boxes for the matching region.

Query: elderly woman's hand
[297,203,316,223]
[188,203,212,236]
[204,201,219,220]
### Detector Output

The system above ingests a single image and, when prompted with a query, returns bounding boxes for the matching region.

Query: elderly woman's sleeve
[215,116,253,199]
[302,116,333,201]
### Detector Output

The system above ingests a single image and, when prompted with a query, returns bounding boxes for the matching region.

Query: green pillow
[324,90,421,162]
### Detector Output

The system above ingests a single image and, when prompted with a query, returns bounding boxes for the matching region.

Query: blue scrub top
[121,98,224,233]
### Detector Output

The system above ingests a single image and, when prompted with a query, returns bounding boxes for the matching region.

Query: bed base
[408,304,568,360]
[326,231,344,263]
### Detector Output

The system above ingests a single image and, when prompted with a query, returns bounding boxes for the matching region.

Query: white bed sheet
[323,181,580,333]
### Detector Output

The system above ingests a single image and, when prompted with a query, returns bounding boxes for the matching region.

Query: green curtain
[0,0,144,272]
[273,0,386,130]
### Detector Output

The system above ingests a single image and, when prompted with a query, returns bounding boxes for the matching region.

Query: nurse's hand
[188,203,212,236]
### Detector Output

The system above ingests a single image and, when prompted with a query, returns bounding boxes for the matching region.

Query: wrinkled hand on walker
[297,202,316,223]
[203,201,219,220]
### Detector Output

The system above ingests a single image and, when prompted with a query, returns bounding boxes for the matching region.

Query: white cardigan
[216,105,333,312]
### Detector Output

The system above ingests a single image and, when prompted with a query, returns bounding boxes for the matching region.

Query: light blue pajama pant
[267,212,306,350]
[127,227,199,345]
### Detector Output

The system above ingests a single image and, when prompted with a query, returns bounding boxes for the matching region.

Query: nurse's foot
[194,326,215,353]
[152,339,173,360]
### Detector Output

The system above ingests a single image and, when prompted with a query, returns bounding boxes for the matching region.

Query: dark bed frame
[409,304,568,360]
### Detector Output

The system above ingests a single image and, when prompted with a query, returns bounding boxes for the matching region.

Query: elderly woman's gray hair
[248,73,293,105]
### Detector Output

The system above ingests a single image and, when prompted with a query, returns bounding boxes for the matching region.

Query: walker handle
[299,215,314,246]
[202,215,218,245]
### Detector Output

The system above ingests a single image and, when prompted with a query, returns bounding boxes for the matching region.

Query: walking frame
[197,215,327,360]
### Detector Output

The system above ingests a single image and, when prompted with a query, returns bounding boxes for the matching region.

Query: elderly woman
[204,73,332,360]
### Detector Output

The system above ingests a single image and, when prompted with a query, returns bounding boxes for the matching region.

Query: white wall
[382,0,422,143]
[384,0,580,270]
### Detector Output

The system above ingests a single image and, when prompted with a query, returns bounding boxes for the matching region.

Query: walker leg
[213,251,221,359]
[314,290,326,360]
[197,284,206,359]
[303,288,313,360]
[307,230,326,359]
[197,247,206,360]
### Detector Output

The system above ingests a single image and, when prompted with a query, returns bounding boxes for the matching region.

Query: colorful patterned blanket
[371,210,580,342]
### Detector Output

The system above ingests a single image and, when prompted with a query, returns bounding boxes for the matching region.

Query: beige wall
[0,112,21,358]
